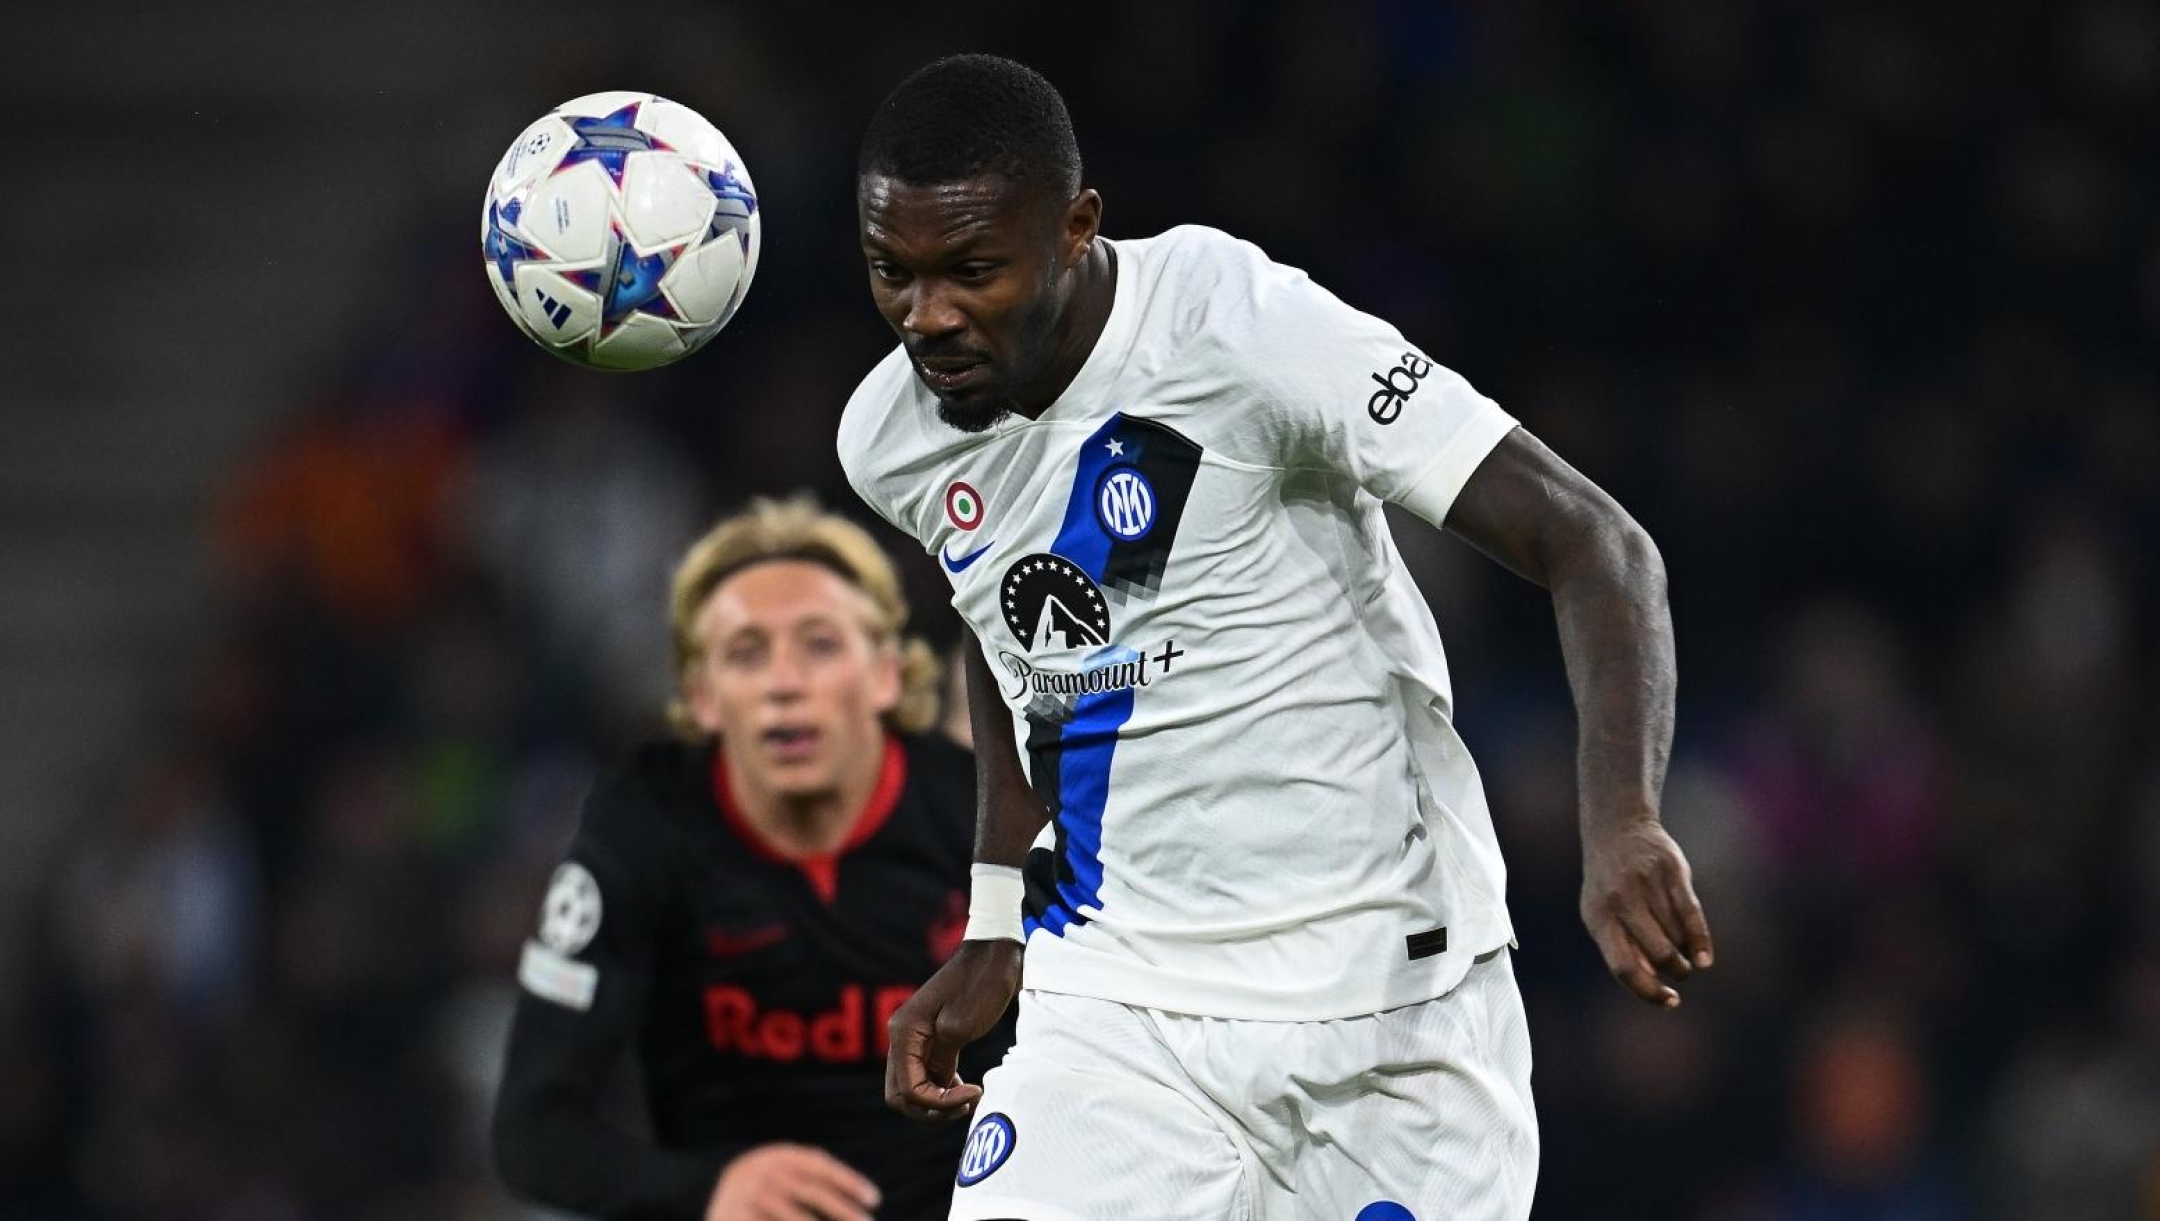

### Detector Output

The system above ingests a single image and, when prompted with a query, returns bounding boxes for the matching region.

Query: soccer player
[492,497,1013,1221]
[837,56,1715,1220]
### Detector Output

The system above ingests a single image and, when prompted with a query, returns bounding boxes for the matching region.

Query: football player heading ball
[839,55,1714,1221]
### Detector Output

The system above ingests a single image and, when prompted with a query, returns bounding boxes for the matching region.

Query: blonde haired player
[495,497,1012,1221]
[664,495,942,739]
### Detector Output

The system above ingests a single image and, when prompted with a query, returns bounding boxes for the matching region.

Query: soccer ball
[481,91,760,371]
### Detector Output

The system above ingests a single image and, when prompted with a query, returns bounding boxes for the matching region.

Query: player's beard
[935,390,1015,434]
[930,282,1061,434]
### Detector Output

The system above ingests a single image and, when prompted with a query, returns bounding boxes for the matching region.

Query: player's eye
[952,262,999,283]
[723,642,766,667]
[869,261,910,284]
[803,633,845,658]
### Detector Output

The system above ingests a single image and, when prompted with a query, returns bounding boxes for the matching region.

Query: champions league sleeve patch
[955,1112,1017,1187]
[538,862,604,953]
[518,862,603,1011]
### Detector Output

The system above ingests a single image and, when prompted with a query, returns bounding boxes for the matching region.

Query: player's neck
[724,740,888,857]
[1013,239,1116,418]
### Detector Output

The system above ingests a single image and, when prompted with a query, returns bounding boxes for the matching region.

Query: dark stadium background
[4,2,2156,1218]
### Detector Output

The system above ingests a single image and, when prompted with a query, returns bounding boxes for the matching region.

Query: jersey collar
[709,735,907,902]
[1002,238,1136,430]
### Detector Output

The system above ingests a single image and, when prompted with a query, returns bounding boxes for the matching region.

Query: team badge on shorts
[1354,1203,1416,1221]
[955,1111,1017,1187]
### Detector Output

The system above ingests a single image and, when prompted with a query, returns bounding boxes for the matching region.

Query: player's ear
[682,666,725,736]
[1060,189,1102,268]
[869,638,904,717]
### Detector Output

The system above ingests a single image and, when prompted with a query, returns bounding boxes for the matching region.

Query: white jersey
[839,225,1520,1021]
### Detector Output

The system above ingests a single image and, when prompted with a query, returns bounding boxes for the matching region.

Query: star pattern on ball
[703,163,759,254]
[553,102,670,188]
[567,223,688,336]
[484,199,542,289]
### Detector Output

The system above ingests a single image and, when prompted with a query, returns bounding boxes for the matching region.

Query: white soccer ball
[481,91,761,371]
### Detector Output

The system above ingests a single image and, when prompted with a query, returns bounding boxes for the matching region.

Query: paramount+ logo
[1367,350,1434,425]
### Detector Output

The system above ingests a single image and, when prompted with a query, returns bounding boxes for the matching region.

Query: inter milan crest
[999,553,1111,650]
[955,1112,1017,1187]
[1095,466,1156,541]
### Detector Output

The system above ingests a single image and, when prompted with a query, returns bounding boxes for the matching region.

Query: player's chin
[762,765,841,804]
[933,384,1015,434]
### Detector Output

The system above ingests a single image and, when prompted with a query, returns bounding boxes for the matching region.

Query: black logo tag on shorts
[1406,927,1448,961]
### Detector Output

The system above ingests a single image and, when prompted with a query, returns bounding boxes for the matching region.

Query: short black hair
[859,54,1081,195]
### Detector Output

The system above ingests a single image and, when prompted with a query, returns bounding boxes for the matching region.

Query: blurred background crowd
[3,1,2157,1218]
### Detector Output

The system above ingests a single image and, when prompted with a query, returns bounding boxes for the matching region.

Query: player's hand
[705,1143,879,1221]
[1580,819,1714,1008]
[884,937,1021,1122]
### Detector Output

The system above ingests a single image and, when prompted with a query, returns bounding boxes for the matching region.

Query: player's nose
[901,279,966,338]
[762,643,809,696]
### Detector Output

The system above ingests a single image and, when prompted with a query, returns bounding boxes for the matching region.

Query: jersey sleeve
[1222,236,1519,526]
[492,769,740,1218]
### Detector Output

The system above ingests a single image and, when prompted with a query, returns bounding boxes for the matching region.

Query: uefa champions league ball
[481,91,760,371]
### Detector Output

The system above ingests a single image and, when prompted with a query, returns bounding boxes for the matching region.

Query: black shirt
[492,734,1012,1219]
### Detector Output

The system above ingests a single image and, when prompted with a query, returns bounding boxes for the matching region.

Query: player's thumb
[925,1010,969,1081]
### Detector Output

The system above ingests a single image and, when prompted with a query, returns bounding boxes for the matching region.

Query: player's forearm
[1547,517,1676,834]
[961,632,1051,866]
[494,1098,729,1219]
[493,1009,737,1218]
[1438,431,1675,830]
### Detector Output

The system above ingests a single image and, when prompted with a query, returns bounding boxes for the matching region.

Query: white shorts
[947,949,1536,1221]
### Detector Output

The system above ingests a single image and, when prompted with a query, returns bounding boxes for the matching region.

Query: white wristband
[962,863,1026,944]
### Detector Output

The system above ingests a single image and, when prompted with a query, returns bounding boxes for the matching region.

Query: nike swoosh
[941,539,995,573]
[707,925,790,958]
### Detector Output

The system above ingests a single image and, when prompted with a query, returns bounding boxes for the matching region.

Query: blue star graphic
[704,164,759,254]
[554,102,667,187]
[484,199,541,289]
[568,225,683,334]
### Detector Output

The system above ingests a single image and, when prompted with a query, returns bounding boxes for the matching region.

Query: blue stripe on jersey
[1024,650,1136,939]
[1026,416,1146,939]
[1048,415,1129,578]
